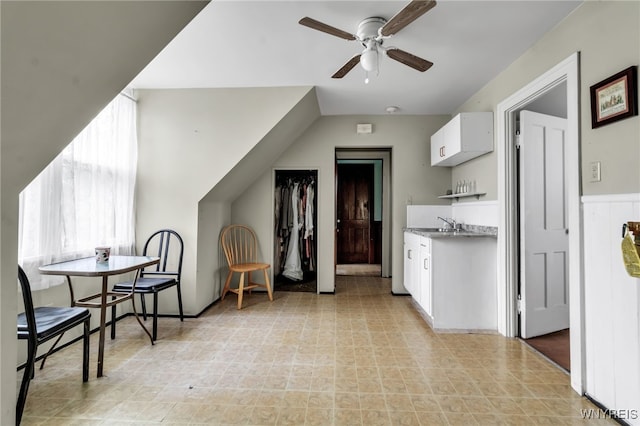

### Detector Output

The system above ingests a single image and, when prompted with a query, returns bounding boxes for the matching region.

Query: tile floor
[335,264,381,277]
[20,276,614,425]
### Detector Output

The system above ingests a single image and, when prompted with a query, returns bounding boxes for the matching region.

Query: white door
[519,110,569,339]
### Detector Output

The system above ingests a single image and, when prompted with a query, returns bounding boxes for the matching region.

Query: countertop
[404,226,497,238]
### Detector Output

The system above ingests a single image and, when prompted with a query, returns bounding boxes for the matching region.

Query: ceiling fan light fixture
[360,46,378,73]
[299,1,436,80]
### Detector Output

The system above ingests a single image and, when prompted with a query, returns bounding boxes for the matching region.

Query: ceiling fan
[299,0,436,81]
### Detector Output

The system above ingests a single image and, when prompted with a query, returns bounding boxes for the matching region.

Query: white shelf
[438,192,486,201]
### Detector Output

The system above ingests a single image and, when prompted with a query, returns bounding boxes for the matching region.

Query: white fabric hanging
[304,182,315,272]
[18,93,137,290]
[282,182,303,281]
[304,182,314,239]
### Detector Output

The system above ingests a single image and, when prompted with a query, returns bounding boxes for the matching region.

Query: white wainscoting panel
[407,201,499,229]
[583,193,640,424]
[452,200,499,227]
[406,205,452,228]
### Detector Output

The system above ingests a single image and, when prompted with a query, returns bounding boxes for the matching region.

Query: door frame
[336,162,375,264]
[497,52,584,393]
[273,167,320,293]
[335,149,391,277]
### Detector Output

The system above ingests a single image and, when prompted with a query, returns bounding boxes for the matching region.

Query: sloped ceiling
[1,1,208,191]
[131,0,583,115]
[201,87,321,203]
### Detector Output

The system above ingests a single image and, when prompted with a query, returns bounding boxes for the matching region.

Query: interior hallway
[19,276,610,425]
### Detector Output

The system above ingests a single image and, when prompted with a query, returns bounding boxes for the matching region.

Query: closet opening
[273,169,318,293]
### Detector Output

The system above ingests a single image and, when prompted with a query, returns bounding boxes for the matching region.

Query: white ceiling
[130,0,581,115]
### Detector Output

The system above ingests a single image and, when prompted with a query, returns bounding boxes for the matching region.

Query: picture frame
[590,65,638,129]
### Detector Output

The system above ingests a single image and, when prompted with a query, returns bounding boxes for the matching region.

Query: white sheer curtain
[18,93,138,290]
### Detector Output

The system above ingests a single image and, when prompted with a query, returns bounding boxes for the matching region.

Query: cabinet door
[404,232,422,301]
[443,114,461,161]
[430,127,445,166]
[430,112,493,167]
[403,242,414,295]
[403,233,417,297]
[420,242,432,316]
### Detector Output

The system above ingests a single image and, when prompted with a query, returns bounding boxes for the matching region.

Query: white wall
[197,201,231,306]
[135,87,318,314]
[406,205,452,228]
[230,172,274,287]
[452,201,499,227]
[453,1,640,198]
[0,2,208,423]
[583,194,640,424]
[407,202,499,229]
[447,0,640,416]
[232,115,451,294]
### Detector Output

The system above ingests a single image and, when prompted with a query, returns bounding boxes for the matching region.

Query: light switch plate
[589,161,601,182]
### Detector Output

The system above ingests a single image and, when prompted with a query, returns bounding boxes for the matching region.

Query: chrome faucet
[437,216,458,230]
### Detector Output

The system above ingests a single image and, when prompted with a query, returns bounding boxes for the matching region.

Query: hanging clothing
[274,184,282,276]
[304,182,315,271]
[304,182,314,239]
[282,182,303,281]
[275,173,317,283]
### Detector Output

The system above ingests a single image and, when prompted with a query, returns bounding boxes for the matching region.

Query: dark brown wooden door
[337,163,373,264]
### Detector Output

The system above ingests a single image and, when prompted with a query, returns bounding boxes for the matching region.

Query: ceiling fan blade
[386,48,433,72]
[332,55,361,79]
[380,0,437,37]
[299,17,356,41]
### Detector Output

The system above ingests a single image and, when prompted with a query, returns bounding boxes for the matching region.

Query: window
[19,92,138,290]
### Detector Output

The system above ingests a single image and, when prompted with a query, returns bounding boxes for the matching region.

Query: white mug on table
[95,247,111,263]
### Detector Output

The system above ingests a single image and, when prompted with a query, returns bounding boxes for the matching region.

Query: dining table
[39,255,159,377]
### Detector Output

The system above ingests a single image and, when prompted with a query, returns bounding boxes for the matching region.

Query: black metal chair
[111,229,184,341]
[17,266,90,425]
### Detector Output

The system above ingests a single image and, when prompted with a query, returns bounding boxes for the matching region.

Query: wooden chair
[17,266,90,425]
[111,229,184,341]
[220,224,273,309]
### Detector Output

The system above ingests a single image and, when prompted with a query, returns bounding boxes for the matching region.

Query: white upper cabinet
[430,112,493,167]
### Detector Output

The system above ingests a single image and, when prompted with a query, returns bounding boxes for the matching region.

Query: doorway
[497,52,583,391]
[337,163,375,262]
[335,149,391,278]
[516,103,570,371]
[273,169,318,292]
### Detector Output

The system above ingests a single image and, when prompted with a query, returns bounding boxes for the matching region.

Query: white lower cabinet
[419,240,432,317]
[403,232,421,303]
[403,232,497,332]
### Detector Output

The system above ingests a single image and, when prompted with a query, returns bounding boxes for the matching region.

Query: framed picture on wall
[590,65,638,129]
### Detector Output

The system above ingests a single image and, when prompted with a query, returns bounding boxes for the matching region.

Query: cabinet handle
[408,249,412,260]
[424,258,429,270]
[440,146,445,157]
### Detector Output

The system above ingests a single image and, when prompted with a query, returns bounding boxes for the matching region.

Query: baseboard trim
[584,393,631,425]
